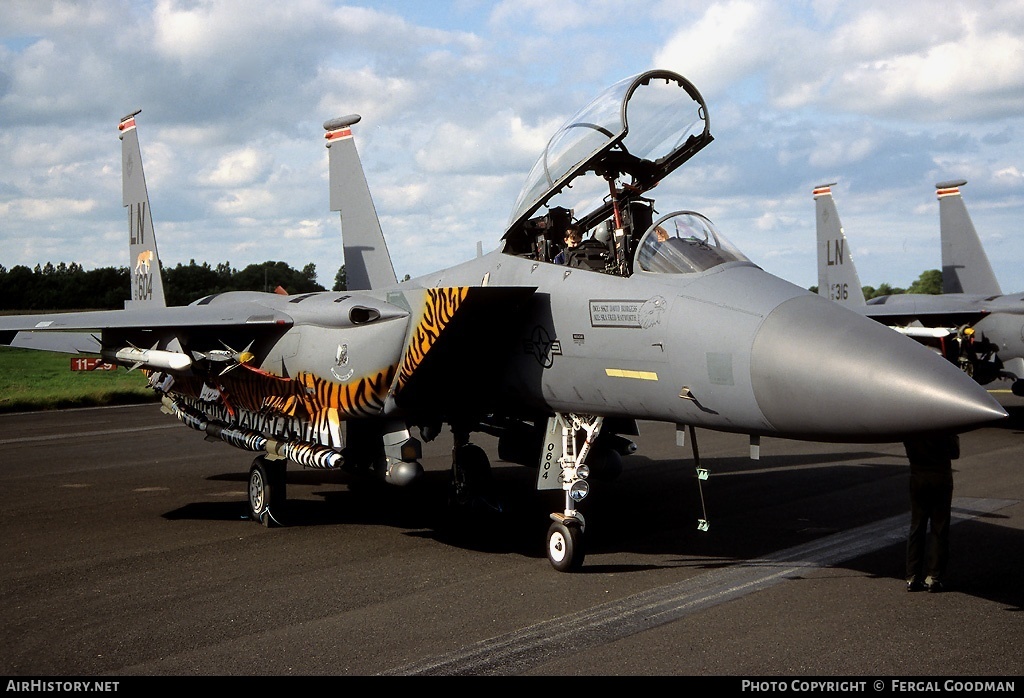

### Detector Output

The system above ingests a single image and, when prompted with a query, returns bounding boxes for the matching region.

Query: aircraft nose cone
[750,295,1006,440]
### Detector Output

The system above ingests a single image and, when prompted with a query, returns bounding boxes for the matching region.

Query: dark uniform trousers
[905,437,956,585]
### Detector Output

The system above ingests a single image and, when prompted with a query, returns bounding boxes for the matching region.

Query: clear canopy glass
[504,70,711,235]
[635,211,750,274]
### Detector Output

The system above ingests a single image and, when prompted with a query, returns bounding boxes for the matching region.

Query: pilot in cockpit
[635,213,748,274]
[634,225,669,270]
[553,227,582,265]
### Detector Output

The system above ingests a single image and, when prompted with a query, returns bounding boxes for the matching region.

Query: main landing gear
[544,413,603,572]
[448,427,502,514]
[248,455,287,527]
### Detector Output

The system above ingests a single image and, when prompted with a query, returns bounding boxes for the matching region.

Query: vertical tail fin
[324,115,397,291]
[937,180,1001,295]
[119,110,167,308]
[814,183,866,308]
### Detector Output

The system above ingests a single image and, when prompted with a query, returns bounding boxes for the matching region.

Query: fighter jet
[0,71,1006,572]
[814,181,1024,391]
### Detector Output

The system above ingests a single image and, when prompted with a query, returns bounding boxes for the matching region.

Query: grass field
[0,346,157,413]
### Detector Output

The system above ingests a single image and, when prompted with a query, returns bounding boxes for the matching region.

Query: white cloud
[413,111,555,175]
[283,219,324,240]
[654,1,776,94]
[209,188,276,216]
[1,0,1024,294]
[0,196,97,220]
[198,148,272,187]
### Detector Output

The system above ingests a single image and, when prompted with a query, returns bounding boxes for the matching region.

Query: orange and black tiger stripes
[173,363,396,425]
[395,287,469,393]
[294,365,396,419]
[221,370,301,414]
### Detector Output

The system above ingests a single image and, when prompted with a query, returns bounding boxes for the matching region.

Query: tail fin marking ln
[119,110,167,308]
[937,180,1001,296]
[814,183,865,308]
[324,115,397,292]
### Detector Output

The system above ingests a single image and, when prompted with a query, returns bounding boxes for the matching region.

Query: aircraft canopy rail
[502,70,713,247]
[634,211,750,274]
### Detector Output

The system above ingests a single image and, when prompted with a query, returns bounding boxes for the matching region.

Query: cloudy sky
[2,0,1023,293]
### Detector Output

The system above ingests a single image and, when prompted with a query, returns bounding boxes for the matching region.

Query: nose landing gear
[542,413,602,572]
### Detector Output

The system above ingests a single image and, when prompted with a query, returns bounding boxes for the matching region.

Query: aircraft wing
[861,293,998,323]
[7,331,102,355]
[0,303,293,339]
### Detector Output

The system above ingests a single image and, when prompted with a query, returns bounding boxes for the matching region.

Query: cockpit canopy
[504,70,711,234]
[635,211,750,274]
[500,69,721,276]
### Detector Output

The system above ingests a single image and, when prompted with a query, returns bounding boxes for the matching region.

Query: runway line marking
[381,496,1016,676]
[0,423,180,446]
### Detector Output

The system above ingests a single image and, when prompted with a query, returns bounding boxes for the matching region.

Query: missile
[893,326,953,339]
[103,346,192,372]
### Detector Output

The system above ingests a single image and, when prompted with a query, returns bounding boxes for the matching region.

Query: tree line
[1,258,938,312]
[0,260,349,311]
[810,269,942,298]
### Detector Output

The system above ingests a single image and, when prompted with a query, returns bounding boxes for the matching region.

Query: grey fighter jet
[1,72,1006,572]
[815,181,1024,391]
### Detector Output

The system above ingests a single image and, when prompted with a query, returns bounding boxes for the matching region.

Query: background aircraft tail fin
[119,110,167,308]
[814,183,866,308]
[936,180,1001,296]
[324,115,397,291]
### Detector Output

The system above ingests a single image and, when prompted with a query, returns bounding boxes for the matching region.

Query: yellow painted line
[605,368,658,381]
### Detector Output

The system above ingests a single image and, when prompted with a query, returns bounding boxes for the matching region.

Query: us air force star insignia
[525,326,562,367]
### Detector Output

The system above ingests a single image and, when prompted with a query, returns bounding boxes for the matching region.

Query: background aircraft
[0,72,1005,572]
[938,179,1002,296]
[814,181,1024,392]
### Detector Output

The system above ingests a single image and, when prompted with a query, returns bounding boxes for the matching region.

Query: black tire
[248,456,286,527]
[450,443,492,507]
[547,521,585,572]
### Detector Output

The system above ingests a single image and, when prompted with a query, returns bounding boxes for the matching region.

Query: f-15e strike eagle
[1,71,1005,571]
